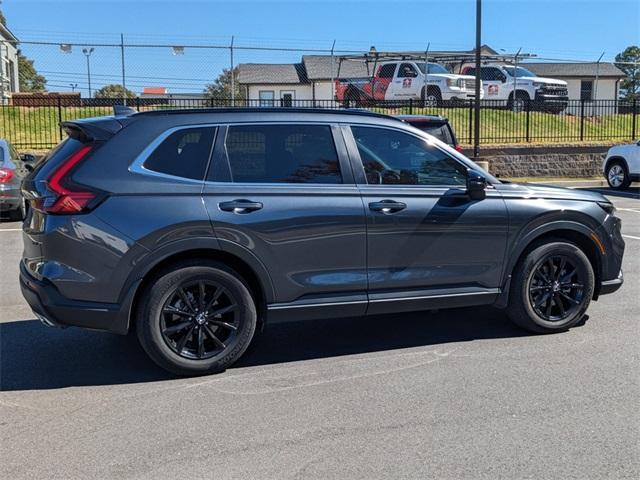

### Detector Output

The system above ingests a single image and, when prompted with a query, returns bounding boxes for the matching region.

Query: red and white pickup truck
[335,61,482,107]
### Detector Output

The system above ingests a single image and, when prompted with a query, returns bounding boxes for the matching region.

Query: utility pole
[594,51,604,105]
[82,47,95,98]
[423,42,430,107]
[330,39,336,105]
[473,0,482,160]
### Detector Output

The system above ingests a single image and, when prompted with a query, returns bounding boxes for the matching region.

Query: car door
[474,67,506,100]
[202,122,367,320]
[387,62,420,100]
[344,124,509,315]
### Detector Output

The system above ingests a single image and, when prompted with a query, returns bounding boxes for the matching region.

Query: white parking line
[0,228,22,232]
[618,208,640,213]
[623,234,640,241]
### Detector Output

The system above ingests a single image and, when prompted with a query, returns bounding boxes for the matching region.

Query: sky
[2,0,639,95]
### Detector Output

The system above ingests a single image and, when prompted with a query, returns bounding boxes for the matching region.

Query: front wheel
[136,260,257,376]
[506,241,594,334]
[606,160,631,190]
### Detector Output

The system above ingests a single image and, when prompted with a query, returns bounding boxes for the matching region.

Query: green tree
[1,5,48,92]
[17,51,47,92]
[615,46,640,101]
[95,84,136,99]
[204,68,245,100]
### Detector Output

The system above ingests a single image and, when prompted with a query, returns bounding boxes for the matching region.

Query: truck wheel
[507,91,528,112]
[343,89,361,108]
[422,87,441,108]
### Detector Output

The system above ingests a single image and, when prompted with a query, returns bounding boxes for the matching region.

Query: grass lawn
[0,104,637,151]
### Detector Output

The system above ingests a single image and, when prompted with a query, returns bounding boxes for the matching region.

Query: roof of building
[236,63,308,85]
[142,87,168,95]
[0,23,19,43]
[524,62,626,78]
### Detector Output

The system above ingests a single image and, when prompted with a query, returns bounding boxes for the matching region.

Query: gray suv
[20,108,624,376]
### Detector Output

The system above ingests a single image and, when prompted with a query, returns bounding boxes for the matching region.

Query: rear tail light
[37,144,102,214]
[0,167,14,183]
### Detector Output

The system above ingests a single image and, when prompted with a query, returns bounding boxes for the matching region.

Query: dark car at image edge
[19,107,624,375]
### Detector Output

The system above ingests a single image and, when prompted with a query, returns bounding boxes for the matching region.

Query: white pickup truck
[335,61,483,107]
[460,64,569,113]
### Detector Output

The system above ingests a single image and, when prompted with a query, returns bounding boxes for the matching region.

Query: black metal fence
[0,97,637,150]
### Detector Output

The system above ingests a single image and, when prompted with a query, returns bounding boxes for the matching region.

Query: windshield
[502,66,536,77]
[416,63,450,75]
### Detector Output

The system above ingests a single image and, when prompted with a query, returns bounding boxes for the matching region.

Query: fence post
[57,97,63,141]
[632,99,637,140]
[468,100,473,144]
[136,96,140,111]
[579,99,585,141]
[525,98,530,142]
[409,99,413,115]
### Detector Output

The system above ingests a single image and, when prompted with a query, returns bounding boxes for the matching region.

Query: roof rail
[130,106,398,120]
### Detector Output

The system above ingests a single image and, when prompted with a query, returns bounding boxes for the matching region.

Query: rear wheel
[136,260,257,376]
[606,160,631,190]
[506,241,594,333]
[422,87,442,107]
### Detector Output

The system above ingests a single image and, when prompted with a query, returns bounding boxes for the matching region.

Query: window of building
[580,80,594,101]
[258,90,275,107]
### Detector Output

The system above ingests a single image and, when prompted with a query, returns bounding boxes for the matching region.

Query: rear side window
[144,127,216,180]
[412,124,453,145]
[378,64,397,79]
[224,124,342,184]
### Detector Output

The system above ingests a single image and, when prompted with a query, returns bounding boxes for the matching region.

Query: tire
[507,91,528,112]
[422,87,441,107]
[136,259,257,376]
[343,89,362,108]
[606,160,631,190]
[506,241,594,334]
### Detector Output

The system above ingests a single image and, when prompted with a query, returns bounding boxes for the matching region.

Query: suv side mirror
[467,169,487,200]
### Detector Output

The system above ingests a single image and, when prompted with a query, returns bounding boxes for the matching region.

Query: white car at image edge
[603,141,640,190]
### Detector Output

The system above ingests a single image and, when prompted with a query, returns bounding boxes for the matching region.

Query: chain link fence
[0,35,637,150]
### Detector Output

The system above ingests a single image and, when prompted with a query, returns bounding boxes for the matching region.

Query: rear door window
[414,124,453,145]
[144,127,216,181]
[223,124,342,184]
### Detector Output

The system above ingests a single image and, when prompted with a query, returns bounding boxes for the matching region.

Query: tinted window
[144,127,215,180]
[410,124,453,145]
[352,126,467,186]
[224,124,342,184]
[398,63,418,78]
[481,67,505,81]
[378,64,397,79]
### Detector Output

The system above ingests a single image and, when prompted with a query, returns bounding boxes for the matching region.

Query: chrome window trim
[128,124,219,184]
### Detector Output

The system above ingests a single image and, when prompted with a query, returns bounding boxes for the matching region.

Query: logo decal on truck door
[402,78,412,88]
[488,84,499,95]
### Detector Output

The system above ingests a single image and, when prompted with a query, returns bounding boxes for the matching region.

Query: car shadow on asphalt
[0,306,545,392]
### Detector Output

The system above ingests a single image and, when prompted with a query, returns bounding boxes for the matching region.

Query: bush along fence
[0,97,637,150]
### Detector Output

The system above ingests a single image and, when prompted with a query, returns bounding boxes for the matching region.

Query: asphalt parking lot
[1,188,639,480]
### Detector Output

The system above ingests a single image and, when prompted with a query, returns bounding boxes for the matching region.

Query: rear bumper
[20,261,133,335]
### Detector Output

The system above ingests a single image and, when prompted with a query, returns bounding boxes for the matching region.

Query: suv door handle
[369,200,407,214]
[219,199,263,214]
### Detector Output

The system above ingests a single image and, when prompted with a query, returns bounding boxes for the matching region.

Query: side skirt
[266,287,500,324]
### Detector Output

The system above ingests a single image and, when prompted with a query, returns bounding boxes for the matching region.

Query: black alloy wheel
[528,254,584,322]
[160,280,240,360]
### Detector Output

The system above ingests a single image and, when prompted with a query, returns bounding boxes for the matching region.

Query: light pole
[82,47,94,98]
[473,0,481,160]
[69,83,78,92]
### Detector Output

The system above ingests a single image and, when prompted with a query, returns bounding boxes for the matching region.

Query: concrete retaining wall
[463,145,611,178]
